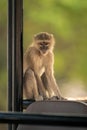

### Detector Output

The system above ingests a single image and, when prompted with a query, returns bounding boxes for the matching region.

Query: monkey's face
[34,32,55,55]
[38,40,50,55]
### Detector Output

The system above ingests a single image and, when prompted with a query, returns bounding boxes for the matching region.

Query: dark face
[34,32,52,55]
[38,41,50,54]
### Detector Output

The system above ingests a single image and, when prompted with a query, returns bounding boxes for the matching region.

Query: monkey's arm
[45,67,62,98]
[45,52,62,99]
[34,72,48,98]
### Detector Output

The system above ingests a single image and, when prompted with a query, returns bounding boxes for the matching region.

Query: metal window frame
[8,0,23,130]
[0,112,87,127]
[7,0,87,130]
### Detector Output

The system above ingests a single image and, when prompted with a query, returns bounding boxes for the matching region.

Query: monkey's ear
[50,34,54,37]
[33,35,37,41]
[34,35,36,38]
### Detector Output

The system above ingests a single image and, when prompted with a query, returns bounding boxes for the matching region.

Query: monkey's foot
[48,96,59,101]
[48,96,67,101]
[35,95,43,101]
[58,96,67,100]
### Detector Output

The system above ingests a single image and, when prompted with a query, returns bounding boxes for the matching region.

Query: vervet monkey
[23,32,63,101]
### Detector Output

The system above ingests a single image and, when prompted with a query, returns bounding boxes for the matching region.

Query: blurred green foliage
[0,0,7,111]
[0,0,87,113]
[0,0,7,129]
[24,0,87,86]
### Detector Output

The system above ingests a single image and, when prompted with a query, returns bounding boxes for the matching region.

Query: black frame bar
[0,112,87,127]
[12,0,23,113]
[8,0,12,113]
[8,0,13,129]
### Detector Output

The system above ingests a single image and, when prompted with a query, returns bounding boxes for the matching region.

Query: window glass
[24,0,87,99]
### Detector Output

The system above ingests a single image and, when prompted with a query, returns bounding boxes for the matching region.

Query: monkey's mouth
[42,50,47,54]
[39,46,49,55]
[40,49,47,54]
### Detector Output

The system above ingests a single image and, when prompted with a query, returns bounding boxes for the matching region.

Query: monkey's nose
[40,45,45,49]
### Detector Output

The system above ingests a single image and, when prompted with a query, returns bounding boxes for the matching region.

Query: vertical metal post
[8,0,13,130]
[8,0,23,130]
[12,0,23,112]
[8,0,12,111]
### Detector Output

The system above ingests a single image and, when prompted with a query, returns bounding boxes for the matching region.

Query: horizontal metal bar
[0,112,87,127]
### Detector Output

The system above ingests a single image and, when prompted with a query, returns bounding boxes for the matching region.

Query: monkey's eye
[44,42,49,46]
[39,42,49,46]
[39,42,43,46]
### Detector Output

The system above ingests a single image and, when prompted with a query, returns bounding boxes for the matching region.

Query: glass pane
[23,0,87,100]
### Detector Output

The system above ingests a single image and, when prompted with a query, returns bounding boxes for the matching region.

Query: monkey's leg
[23,69,43,101]
[42,73,65,100]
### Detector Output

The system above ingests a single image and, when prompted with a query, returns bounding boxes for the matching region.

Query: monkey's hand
[35,95,43,101]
